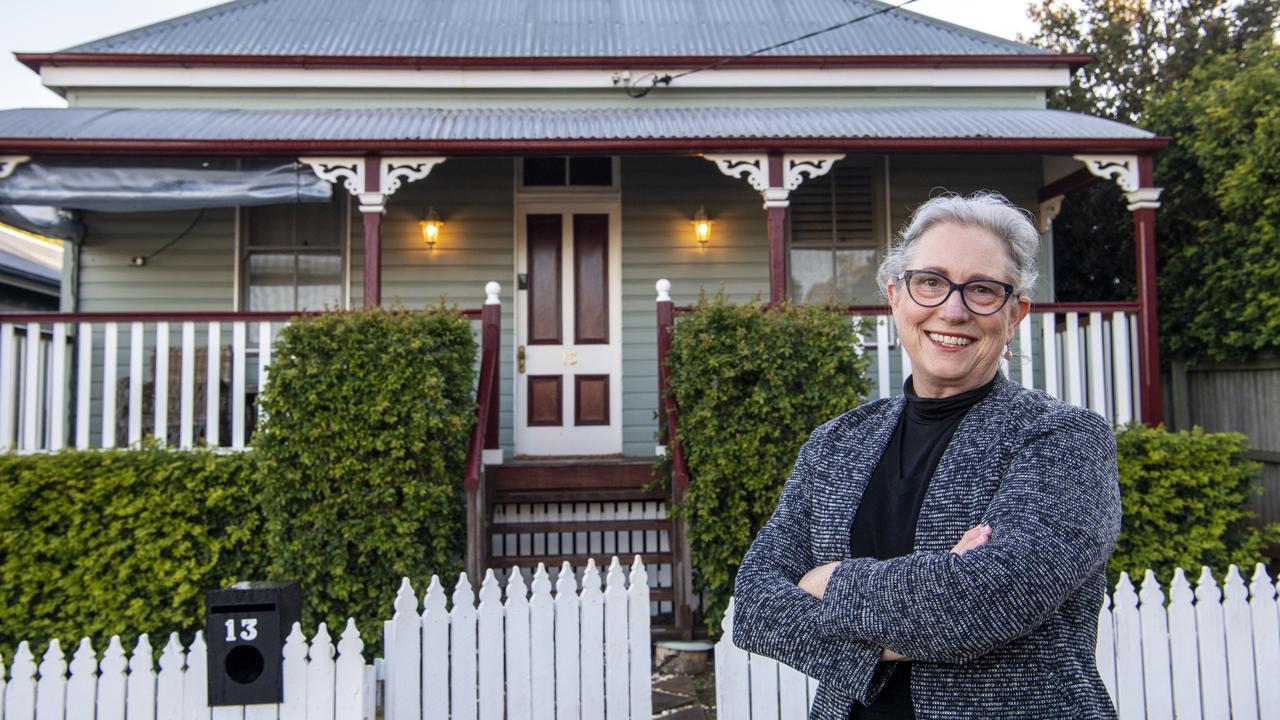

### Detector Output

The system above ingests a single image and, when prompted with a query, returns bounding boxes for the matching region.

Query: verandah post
[1133,155,1164,425]
[466,281,502,583]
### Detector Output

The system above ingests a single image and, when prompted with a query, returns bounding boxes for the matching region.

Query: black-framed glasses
[897,270,1015,316]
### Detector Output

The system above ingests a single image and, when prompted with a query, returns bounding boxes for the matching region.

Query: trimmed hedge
[1111,424,1279,584]
[665,294,873,630]
[0,447,266,658]
[256,307,476,650]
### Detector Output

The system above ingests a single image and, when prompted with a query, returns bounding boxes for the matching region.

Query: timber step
[489,519,671,533]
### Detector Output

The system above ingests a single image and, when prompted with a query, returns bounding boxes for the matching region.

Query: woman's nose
[938,289,970,321]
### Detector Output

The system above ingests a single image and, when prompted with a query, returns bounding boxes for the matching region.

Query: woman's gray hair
[876,191,1041,299]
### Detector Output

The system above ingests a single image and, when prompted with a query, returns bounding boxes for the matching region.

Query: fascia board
[40,66,1073,92]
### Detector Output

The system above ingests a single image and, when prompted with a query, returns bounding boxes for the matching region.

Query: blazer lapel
[810,396,905,563]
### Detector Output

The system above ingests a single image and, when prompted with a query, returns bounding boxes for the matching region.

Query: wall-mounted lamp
[692,206,712,247]
[420,207,443,249]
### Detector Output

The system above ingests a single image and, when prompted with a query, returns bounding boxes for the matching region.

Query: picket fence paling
[379,555,652,720]
[716,563,1280,720]
[1,623,368,720]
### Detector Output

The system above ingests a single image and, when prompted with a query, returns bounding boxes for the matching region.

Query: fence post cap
[484,282,501,306]
[656,279,672,302]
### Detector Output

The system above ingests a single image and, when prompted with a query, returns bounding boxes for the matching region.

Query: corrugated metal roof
[0,107,1155,142]
[61,0,1053,58]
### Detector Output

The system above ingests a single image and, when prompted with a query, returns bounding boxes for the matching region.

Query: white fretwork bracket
[1074,154,1163,210]
[705,154,769,192]
[0,155,31,180]
[1038,196,1063,232]
[300,156,365,195]
[381,157,447,195]
[705,153,846,209]
[1075,154,1139,193]
[783,154,845,191]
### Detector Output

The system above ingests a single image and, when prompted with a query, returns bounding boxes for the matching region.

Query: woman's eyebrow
[916,266,1005,283]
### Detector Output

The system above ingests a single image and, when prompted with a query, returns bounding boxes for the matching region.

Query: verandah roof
[0,107,1163,154]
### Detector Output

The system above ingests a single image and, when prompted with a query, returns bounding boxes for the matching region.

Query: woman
[733,192,1122,719]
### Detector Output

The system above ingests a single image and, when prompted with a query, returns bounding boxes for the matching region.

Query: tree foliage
[1028,0,1280,360]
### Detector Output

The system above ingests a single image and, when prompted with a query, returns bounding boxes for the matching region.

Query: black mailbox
[205,581,302,706]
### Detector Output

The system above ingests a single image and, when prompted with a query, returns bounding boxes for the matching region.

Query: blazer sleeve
[733,426,891,705]
[815,405,1122,664]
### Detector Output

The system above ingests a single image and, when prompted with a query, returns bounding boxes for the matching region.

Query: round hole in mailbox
[226,645,265,684]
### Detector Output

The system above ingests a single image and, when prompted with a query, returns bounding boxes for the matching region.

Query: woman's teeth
[928,332,972,347]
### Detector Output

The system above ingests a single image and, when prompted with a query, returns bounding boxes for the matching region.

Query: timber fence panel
[34,641,66,720]
[305,625,335,720]
[280,625,307,720]
[156,634,184,720]
[127,634,156,720]
[602,559,626,720]
[66,640,96,720]
[1113,573,1145,719]
[478,571,505,720]
[777,662,809,720]
[384,579,418,720]
[98,639,128,720]
[1222,565,1259,719]
[715,599,751,720]
[504,569,532,720]
[579,561,604,720]
[1249,564,1280,718]
[1167,570,1202,720]
[749,653,781,720]
[1137,571,1173,720]
[451,574,478,720]
[627,557,652,720]
[529,565,555,720]
[421,577,449,720]
[1198,567,1232,719]
[334,621,363,720]
[6,643,36,720]
[553,563,581,720]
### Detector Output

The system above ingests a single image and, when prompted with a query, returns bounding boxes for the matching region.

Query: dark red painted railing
[465,300,501,491]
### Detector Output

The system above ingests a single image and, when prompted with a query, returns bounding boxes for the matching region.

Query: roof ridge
[868,0,1048,54]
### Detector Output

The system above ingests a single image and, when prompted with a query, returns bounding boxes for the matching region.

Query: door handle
[518,345,526,374]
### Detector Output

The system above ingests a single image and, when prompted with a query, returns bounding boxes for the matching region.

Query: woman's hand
[951,524,991,556]
[880,648,911,662]
[797,561,841,599]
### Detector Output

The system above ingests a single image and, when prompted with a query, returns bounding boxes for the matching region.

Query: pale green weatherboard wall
[71,154,1051,457]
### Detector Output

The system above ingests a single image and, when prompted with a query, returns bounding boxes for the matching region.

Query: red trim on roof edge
[0,136,1170,156]
[17,52,1094,72]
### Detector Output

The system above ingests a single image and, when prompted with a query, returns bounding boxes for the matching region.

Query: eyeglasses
[897,270,1015,316]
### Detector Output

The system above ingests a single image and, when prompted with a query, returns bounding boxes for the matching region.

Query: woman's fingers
[950,524,991,556]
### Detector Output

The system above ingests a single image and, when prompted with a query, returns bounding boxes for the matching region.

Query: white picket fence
[0,622,370,720]
[382,557,653,720]
[716,563,1280,720]
[0,555,653,720]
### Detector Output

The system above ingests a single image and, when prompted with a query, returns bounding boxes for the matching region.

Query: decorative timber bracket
[1075,154,1163,211]
[299,156,447,212]
[299,155,447,307]
[704,153,845,209]
[0,156,31,180]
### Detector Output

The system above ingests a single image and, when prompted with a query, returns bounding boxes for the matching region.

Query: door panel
[573,215,609,345]
[527,376,563,426]
[527,215,562,345]
[574,375,610,426]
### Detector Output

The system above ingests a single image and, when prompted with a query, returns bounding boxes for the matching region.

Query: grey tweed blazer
[733,373,1121,720]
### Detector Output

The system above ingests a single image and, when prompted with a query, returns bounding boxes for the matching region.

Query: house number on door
[561,351,578,365]
[224,618,259,642]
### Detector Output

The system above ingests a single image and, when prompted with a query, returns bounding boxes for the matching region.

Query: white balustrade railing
[717,563,1280,720]
[0,313,292,452]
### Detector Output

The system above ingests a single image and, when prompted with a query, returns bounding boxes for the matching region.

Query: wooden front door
[515,205,622,456]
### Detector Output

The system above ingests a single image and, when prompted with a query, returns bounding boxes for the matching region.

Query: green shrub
[0,446,265,658]
[256,307,475,650]
[1111,424,1279,584]
[665,293,872,631]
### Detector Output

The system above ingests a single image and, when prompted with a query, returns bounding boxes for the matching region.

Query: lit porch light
[692,206,712,247]
[420,207,443,249]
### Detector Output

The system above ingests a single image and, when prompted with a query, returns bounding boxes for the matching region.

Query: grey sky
[0,0,1066,110]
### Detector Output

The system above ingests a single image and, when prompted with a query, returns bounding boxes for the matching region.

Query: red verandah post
[465,282,501,583]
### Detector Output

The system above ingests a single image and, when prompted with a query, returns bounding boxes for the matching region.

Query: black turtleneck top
[846,373,997,720]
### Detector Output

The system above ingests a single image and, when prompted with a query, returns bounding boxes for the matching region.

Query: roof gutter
[17,52,1094,73]
[0,136,1170,156]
